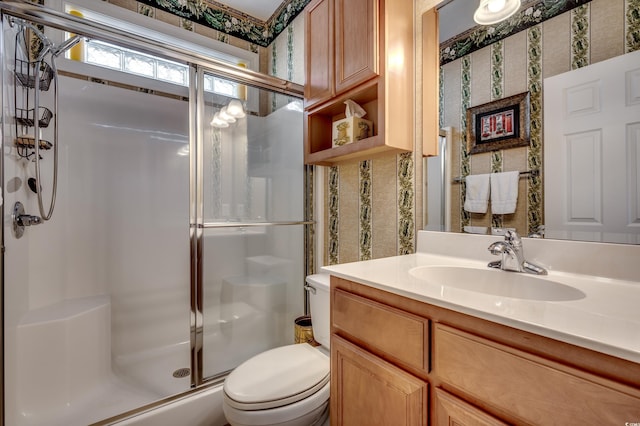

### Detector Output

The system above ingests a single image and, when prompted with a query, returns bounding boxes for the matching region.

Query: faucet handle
[504,230,521,244]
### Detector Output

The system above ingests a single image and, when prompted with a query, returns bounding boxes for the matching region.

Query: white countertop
[322,232,640,364]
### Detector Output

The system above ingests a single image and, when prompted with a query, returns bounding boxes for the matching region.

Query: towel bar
[452,169,539,183]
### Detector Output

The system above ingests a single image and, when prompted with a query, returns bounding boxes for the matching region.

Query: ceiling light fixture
[474,0,521,25]
[219,106,236,123]
[226,99,246,119]
[210,112,229,128]
[210,99,246,128]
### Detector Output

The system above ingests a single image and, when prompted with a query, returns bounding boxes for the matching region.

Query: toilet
[222,274,331,426]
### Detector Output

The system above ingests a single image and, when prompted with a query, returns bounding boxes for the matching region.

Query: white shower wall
[4,68,192,424]
[54,74,191,355]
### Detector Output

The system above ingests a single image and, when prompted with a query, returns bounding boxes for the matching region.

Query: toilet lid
[224,343,330,410]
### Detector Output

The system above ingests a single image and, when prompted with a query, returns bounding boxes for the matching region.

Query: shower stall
[0,1,308,425]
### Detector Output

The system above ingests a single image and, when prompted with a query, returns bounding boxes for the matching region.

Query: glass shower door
[199,76,305,379]
[1,16,192,425]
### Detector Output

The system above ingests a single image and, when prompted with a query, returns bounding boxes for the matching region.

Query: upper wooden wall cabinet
[304,0,416,164]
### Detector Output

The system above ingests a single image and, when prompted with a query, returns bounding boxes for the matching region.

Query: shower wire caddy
[13,28,54,161]
[8,16,73,222]
[15,58,53,90]
[15,105,53,127]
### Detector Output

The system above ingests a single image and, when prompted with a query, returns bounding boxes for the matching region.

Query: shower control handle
[17,214,42,227]
[12,201,42,239]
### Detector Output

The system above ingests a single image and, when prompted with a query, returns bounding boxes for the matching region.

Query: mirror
[426,0,640,244]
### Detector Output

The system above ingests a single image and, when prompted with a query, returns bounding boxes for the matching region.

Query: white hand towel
[463,226,488,234]
[463,174,491,213]
[490,171,519,214]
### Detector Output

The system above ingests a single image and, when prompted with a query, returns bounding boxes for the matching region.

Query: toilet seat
[224,344,330,411]
[223,382,329,426]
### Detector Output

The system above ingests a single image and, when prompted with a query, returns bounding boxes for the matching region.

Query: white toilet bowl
[222,274,331,426]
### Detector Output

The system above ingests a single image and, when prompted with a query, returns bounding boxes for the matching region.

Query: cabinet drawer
[434,324,640,425]
[332,289,429,372]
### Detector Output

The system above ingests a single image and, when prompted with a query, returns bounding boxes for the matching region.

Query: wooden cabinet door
[334,0,378,94]
[331,335,428,426]
[433,388,507,426]
[305,0,333,108]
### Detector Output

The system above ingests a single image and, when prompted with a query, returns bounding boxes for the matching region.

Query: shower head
[52,35,82,57]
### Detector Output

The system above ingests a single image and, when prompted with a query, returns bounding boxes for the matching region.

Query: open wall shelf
[305,79,387,164]
[305,78,411,165]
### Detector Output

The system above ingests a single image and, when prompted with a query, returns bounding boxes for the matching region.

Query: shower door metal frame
[0,7,5,422]
[0,1,310,423]
[191,64,312,385]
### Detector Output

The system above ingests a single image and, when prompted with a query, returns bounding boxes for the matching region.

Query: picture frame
[467,92,530,154]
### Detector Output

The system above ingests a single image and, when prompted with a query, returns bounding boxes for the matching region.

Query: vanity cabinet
[330,276,640,425]
[303,0,415,164]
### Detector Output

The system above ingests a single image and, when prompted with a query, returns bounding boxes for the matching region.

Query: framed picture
[467,92,530,154]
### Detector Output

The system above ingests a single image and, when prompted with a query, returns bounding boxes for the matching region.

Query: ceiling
[215,0,285,21]
[217,0,472,39]
[438,0,477,42]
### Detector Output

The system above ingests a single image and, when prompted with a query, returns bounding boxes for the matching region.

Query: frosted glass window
[203,75,238,98]
[79,40,242,97]
[124,52,155,78]
[86,42,122,70]
[203,75,215,93]
[212,78,236,97]
[158,61,187,85]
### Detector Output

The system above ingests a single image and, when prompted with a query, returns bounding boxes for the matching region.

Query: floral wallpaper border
[137,0,310,47]
[627,0,640,52]
[526,25,543,235]
[459,55,471,231]
[441,0,593,65]
[328,166,339,265]
[359,160,372,261]
[397,153,415,255]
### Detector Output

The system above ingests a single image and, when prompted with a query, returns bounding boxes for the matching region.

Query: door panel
[544,49,640,243]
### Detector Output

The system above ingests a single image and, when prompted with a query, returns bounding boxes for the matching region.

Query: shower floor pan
[12,295,285,425]
[12,296,183,426]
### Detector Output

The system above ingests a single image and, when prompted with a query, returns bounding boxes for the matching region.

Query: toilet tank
[306,274,330,348]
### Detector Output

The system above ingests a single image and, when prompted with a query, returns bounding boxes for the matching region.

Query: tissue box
[332,117,373,148]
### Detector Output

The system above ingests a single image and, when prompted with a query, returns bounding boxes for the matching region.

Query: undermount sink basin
[409,265,586,301]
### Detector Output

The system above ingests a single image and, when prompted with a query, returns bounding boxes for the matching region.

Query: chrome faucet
[488,231,547,275]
